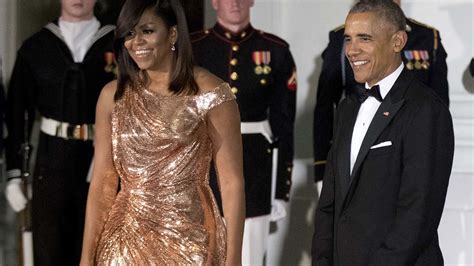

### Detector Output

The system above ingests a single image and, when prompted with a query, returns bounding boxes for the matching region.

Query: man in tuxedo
[313,0,449,182]
[311,0,454,265]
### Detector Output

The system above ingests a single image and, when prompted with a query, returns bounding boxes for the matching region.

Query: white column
[0,0,17,84]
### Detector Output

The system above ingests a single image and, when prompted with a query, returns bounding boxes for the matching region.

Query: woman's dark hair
[114,0,198,100]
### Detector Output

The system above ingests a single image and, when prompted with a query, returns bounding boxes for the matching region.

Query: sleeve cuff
[7,169,22,180]
[314,163,326,182]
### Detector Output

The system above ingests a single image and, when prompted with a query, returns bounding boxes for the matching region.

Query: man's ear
[392,30,407,53]
[211,0,218,11]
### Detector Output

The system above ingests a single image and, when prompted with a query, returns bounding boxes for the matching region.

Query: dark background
[95,0,204,32]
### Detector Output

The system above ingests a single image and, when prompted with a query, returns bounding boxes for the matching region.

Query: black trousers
[31,132,93,266]
[210,133,272,218]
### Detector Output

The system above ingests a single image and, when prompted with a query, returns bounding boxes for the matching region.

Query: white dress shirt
[59,17,100,63]
[350,63,404,174]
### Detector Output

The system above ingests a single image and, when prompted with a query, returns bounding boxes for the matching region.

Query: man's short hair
[350,0,406,32]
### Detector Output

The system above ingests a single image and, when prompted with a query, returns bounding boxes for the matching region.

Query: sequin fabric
[96,83,235,265]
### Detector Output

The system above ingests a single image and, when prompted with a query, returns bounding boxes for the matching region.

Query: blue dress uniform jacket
[6,20,115,265]
[191,23,296,217]
[313,18,449,181]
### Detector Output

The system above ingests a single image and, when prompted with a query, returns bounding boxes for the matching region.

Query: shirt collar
[213,23,254,42]
[365,62,404,99]
[59,16,99,31]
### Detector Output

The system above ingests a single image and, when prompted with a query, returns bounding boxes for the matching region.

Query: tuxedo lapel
[349,97,404,181]
[342,68,412,208]
[336,96,360,198]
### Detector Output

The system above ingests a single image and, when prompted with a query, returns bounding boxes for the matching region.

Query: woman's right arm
[80,81,120,265]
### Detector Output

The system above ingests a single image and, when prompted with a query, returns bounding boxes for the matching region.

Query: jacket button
[230,72,238,80]
[232,45,239,52]
[230,58,238,66]
[231,87,238,94]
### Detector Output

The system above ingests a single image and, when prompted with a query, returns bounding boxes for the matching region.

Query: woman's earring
[171,43,176,51]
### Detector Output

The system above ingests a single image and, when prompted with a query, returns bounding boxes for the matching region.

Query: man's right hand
[5,178,27,212]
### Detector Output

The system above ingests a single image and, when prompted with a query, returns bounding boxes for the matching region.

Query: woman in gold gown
[80,0,245,265]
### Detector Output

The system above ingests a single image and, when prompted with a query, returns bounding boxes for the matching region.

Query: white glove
[5,178,28,212]
[270,199,287,222]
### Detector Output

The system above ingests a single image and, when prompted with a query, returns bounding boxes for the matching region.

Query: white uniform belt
[40,117,94,141]
[240,120,273,143]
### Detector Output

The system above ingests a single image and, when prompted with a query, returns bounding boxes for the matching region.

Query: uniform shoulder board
[407,18,438,31]
[332,24,345,33]
[190,29,211,42]
[258,30,289,47]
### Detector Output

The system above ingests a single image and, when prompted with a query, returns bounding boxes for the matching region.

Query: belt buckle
[66,125,82,140]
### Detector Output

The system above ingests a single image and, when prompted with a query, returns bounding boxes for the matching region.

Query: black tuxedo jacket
[312,68,454,266]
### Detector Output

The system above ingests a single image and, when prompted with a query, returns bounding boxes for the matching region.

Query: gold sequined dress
[95,83,235,265]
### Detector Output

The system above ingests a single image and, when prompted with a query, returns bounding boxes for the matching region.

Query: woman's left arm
[207,99,245,266]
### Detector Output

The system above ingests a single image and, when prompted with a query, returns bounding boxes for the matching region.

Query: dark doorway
[95,0,204,32]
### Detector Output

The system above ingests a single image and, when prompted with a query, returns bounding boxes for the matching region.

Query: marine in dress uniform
[313,17,449,181]
[191,22,296,262]
[5,18,115,265]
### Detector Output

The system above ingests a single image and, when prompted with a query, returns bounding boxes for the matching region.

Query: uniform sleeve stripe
[314,160,327,165]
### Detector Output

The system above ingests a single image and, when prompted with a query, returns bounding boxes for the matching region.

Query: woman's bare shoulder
[97,80,118,111]
[102,80,118,97]
[194,66,226,93]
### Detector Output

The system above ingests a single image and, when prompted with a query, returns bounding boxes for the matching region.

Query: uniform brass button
[231,87,238,94]
[232,45,239,52]
[230,72,238,80]
[287,167,292,172]
[267,149,272,153]
[286,180,291,185]
[230,58,238,66]
[260,79,267,85]
[241,31,247,38]
[225,32,232,39]
[204,29,210,34]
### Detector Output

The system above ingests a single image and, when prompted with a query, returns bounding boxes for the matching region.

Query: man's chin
[353,75,367,84]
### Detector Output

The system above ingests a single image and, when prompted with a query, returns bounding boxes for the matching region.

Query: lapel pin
[383,112,390,116]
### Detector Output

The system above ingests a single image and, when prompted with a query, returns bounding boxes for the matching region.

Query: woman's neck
[146,71,172,95]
